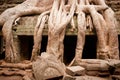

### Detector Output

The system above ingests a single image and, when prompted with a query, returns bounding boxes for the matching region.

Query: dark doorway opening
[19,36,48,60]
[0,35,119,61]
[18,35,97,63]
[0,36,5,60]
[82,35,97,59]
[40,36,48,53]
[16,35,119,63]
[64,36,77,64]
[63,35,97,65]
[19,36,33,60]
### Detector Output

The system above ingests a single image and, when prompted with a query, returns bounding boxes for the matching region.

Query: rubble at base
[0,59,120,80]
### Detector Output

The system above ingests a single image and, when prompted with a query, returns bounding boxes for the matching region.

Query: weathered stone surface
[0,15,117,36]
[86,71,99,76]
[74,59,109,71]
[0,76,23,80]
[0,60,33,80]
[32,52,66,80]
[72,59,120,77]
[108,59,120,68]
[66,66,85,76]
[86,70,110,76]
[13,15,78,36]
[15,15,38,36]
[63,75,76,80]
[0,14,119,36]
[76,76,109,80]
[112,75,120,80]
[98,71,110,76]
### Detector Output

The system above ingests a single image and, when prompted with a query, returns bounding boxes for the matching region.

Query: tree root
[0,0,119,63]
[31,11,49,61]
[75,0,86,61]
[47,0,76,61]
[0,0,53,63]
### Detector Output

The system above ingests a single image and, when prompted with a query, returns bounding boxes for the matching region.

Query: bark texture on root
[75,0,86,62]
[32,52,66,80]
[0,0,54,63]
[0,0,119,63]
[47,0,76,61]
[88,0,119,59]
[2,16,21,63]
[31,11,49,61]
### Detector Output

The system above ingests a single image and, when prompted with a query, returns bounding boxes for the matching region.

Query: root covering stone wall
[0,0,120,27]
[106,0,120,28]
[0,0,119,12]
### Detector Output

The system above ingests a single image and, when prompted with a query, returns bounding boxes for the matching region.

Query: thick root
[47,0,76,61]
[2,16,21,63]
[31,11,49,61]
[0,0,54,63]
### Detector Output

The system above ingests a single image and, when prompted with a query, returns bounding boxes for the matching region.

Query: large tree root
[2,16,21,63]
[32,52,66,80]
[103,8,119,59]
[70,0,109,66]
[0,0,54,63]
[0,0,53,26]
[47,0,76,61]
[75,0,86,63]
[31,11,49,61]
[89,0,119,59]
[0,0,119,63]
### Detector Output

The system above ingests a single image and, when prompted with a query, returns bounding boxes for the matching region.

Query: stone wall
[0,0,25,13]
[106,0,120,29]
[0,0,120,12]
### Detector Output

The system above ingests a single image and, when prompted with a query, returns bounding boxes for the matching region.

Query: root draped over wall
[0,0,119,63]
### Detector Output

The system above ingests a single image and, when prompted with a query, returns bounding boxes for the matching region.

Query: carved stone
[66,66,85,76]
[32,52,66,80]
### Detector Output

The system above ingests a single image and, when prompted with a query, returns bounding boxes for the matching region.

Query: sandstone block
[32,53,66,80]
[76,59,109,71]
[66,66,85,76]
[63,75,76,80]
